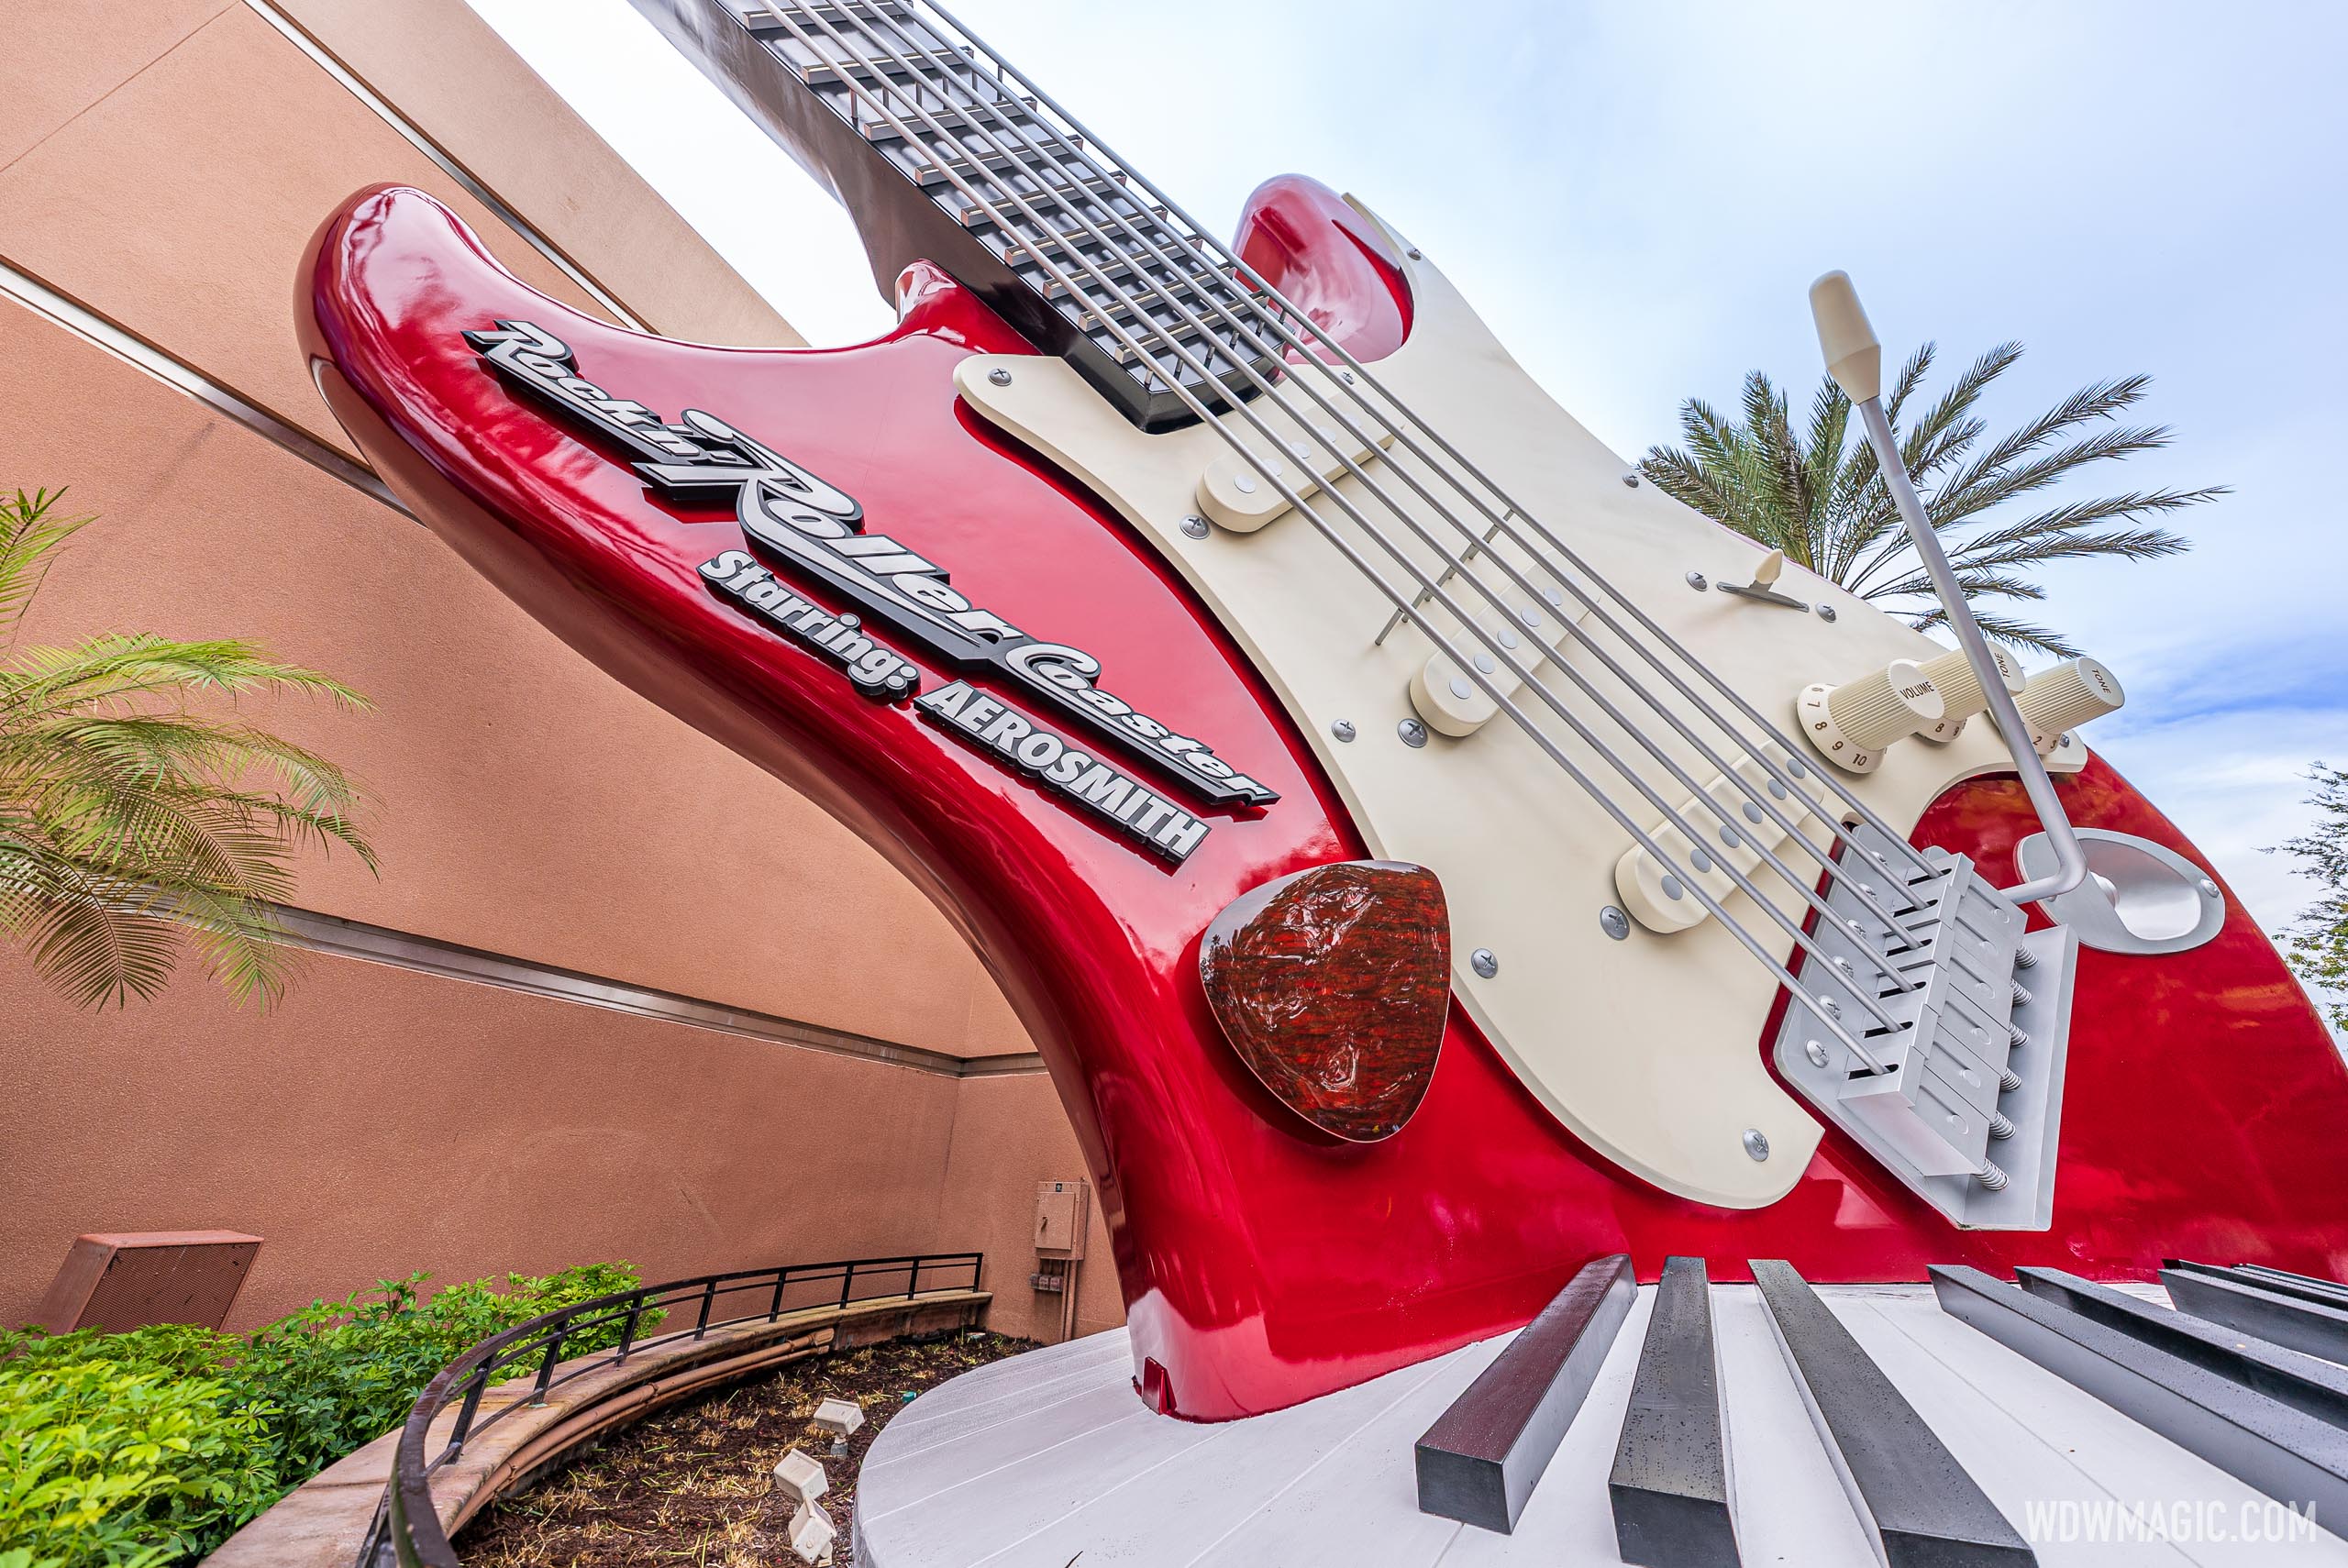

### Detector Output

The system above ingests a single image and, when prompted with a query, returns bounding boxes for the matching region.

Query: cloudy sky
[465,0,2344,940]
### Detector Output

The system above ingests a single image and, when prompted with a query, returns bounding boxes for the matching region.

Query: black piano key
[2162,1264,2348,1364]
[1935,1264,2348,1526]
[1753,1261,2034,1567]
[2016,1267,2348,1426]
[1609,1257,1740,1567]
[1415,1253,1635,1535]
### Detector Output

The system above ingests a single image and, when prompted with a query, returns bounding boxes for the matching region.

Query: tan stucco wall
[0,0,1107,1344]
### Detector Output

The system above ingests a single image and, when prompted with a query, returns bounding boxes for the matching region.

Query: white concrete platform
[855,1285,2348,1568]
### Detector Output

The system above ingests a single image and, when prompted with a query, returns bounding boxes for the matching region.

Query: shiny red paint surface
[1234,174,1414,365]
[302,182,2348,1421]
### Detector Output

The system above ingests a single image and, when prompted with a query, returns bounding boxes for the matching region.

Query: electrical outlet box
[1036,1180,1089,1260]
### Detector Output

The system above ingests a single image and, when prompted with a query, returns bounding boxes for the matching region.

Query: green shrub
[0,1260,644,1568]
[223,1263,648,1485]
[0,1352,277,1568]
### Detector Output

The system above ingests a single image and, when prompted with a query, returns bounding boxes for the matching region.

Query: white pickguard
[955,200,2086,1209]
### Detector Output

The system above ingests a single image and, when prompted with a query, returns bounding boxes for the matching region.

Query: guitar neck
[636,0,1280,430]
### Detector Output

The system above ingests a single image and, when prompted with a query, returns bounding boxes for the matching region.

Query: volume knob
[1796,658,1944,773]
[1912,644,2024,742]
[2013,657,2124,754]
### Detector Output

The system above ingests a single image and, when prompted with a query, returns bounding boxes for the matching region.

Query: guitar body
[302,182,2348,1420]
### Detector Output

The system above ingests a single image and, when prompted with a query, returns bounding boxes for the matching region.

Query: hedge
[0,1262,641,1568]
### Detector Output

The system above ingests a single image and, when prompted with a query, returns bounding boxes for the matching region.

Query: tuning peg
[2013,657,2124,755]
[1911,644,2024,743]
[1795,657,1945,774]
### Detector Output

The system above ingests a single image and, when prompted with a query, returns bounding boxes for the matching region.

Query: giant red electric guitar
[300,0,2348,1421]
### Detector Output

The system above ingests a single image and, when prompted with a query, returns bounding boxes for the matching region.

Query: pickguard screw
[1599,906,1631,941]
[1341,370,1356,383]
[2199,878,2221,899]
[1816,603,1838,623]
[1470,948,1499,978]
[987,368,1013,386]
[1743,1128,1771,1162]
[1804,1039,1830,1068]
[1180,514,1209,538]
[1398,718,1428,748]
[1331,720,1357,742]
[1622,472,1640,489]
[1407,248,1423,259]
[1685,570,1708,591]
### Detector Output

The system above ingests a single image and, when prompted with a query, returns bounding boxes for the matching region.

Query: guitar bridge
[1771,823,2078,1230]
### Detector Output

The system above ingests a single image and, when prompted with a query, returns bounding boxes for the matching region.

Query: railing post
[839,1261,856,1309]
[529,1329,564,1408]
[769,1268,788,1322]
[908,1257,920,1300]
[693,1278,717,1340]
[616,1292,643,1363]
[446,1374,488,1460]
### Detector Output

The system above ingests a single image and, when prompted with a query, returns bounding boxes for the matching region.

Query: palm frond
[0,489,94,639]
[1902,603,2082,658]
[0,494,377,1009]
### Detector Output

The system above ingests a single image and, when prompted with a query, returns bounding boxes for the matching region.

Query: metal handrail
[358,1251,984,1568]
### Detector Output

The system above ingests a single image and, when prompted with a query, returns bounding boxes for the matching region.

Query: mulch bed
[459,1330,1036,1568]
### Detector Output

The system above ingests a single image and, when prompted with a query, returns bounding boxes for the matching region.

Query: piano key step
[1610,1257,1740,1568]
[2015,1266,2348,1424]
[1414,1253,1634,1534]
[1934,1264,2348,1526]
[2164,1262,2348,1364]
[1753,1261,2035,1566]
[854,1280,2348,1567]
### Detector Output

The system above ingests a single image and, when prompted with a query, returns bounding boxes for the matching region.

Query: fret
[703,0,1280,429]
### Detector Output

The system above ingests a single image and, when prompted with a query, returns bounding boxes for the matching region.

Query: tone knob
[1795,658,1944,773]
[1911,644,2023,742]
[2013,657,2124,754]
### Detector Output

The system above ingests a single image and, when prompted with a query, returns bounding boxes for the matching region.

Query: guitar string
[918,0,1950,890]
[825,0,1938,959]
[759,1,1924,1055]
[754,2,1919,1062]
[765,5,1930,1038]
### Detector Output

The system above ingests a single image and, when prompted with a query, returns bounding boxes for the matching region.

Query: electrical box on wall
[1036,1179,1089,1260]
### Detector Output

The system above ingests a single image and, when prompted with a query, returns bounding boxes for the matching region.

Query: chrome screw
[1340,370,1356,384]
[1622,472,1641,489]
[1398,718,1428,748]
[1743,1128,1771,1162]
[1470,948,1499,978]
[1685,570,1709,591]
[2199,878,2221,899]
[1331,720,1357,743]
[1816,603,1839,623]
[1599,906,1632,941]
[987,368,1013,386]
[1180,514,1209,539]
[1804,1039,1831,1068]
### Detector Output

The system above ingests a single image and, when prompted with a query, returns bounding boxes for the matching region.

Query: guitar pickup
[1613,748,1833,934]
[1406,581,1580,737]
[1194,414,1391,533]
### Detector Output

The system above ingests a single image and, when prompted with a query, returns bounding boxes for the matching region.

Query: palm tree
[1638,343,2224,657]
[0,488,375,1009]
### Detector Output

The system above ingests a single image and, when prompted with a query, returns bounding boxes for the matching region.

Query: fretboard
[635,0,1281,430]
